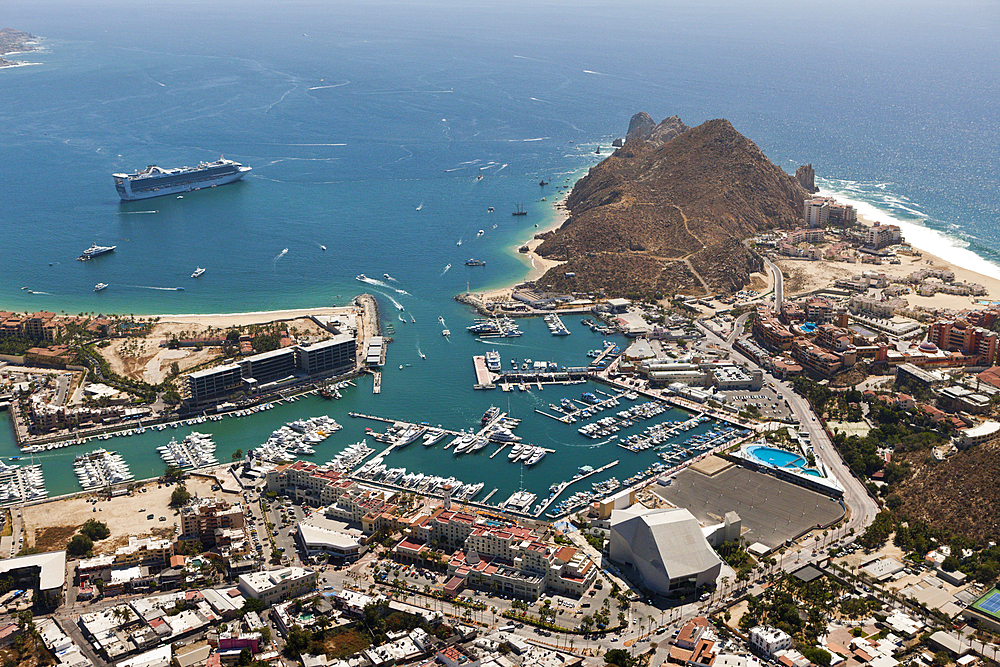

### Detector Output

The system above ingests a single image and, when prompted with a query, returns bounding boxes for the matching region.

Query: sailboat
[512,203,527,217]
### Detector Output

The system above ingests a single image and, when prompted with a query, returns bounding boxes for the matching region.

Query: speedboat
[477,229,485,237]
[94,283,108,292]
[384,273,393,281]
[191,267,206,278]
[356,274,367,281]
[320,245,327,250]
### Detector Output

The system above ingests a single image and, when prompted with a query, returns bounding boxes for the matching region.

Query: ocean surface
[2,0,1000,504]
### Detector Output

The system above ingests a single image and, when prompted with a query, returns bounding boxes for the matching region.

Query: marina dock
[538,458,619,518]
[373,372,381,394]
[472,355,496,390]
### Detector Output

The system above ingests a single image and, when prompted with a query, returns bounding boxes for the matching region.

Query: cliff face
[625,112,690,147]
[535,117,806,297]
[796,164,818,193]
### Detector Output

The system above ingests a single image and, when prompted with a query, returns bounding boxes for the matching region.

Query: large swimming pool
[746,444,820,476]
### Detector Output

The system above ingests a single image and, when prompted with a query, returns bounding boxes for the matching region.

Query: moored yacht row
[74,449,134,490]
[158,432,218,469]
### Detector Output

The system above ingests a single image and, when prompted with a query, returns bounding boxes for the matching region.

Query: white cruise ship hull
[115,166,250,201]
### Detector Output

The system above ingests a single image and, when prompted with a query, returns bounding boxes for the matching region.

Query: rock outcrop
[625,112,690,148]
[796,164,818,193]
[535,117,808,297]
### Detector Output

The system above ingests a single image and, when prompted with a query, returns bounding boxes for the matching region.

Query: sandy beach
[154,306,355,329]
[779,210,1000,314]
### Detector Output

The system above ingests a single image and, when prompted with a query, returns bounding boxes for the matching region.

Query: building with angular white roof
[609,506,721,594]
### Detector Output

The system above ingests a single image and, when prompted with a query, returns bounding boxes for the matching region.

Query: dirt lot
[23,476,231,555]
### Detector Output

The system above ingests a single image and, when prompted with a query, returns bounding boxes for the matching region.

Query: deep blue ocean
[2,0,1000,502]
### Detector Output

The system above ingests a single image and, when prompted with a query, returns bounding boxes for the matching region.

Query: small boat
[384,273,393,281]
[419,351,426,360]
[512,203,527,216]
[457,239,463,246]
[191,267,206,278]
[477,229,485,237]
[176,287,185,291]
[476,174,483,181]
[94,283,108,291]
[399,364,403,370]
[466,258,486,266]
[442,329,451,336]
[320,245,327,251]
[356,274,367,281]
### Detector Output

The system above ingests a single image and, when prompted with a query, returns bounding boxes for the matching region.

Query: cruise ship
[113,157,251,201]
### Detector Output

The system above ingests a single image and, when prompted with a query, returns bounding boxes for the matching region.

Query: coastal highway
[764,255,783,306]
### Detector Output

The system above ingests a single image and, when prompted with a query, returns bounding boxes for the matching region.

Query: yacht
[423,428,447,446]
[507,443,525,461]
[94,283,108,292]
[485,350,502,372]
[191,267,206,278]
[526,448,546,466]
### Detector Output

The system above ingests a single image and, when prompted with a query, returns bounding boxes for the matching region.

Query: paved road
[764,256,783,306]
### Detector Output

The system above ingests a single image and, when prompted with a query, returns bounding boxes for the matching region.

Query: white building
[956,421,1000,449]
[237,567,316,605]
[608,506,722,594]
[750,626,792,658]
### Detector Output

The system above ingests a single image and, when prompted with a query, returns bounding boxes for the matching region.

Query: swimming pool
[745,444,819,475]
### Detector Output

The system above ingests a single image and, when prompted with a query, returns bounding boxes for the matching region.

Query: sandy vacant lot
[23,476,233,555]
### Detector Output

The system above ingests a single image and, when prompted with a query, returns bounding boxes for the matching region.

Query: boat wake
[29,290,52,295]
[128,285,184,291]
[357,275,394,289]
[375,290,405,311]
[119,210,157,215]
[395,288,410,295]
[416,201,424,211]
[441,263,451,276]
[385,274,398,282]
[272,248,289,265]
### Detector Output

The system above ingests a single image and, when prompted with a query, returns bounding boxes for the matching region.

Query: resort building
[608,506,722,595]
[181,334,357,406]
[394,509,598,600]
[803,198,829,228]
[237,567,316,605]
[178,498,246,548]
[0,551,66,606]
[955,421,1000,450]
[863,223,903,250]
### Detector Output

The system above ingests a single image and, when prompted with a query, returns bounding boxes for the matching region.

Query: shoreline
[777,201,1000,313]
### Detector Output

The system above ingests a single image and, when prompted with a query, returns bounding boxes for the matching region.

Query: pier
[373,371,381,394]
[471,355,496,390]
[537,458,620,518]
[481,488,499,503]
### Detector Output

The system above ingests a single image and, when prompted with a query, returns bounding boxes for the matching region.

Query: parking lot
[655,463,845,549]
[718,382,793,421]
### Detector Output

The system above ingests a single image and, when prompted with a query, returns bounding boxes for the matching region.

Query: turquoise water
[746,445,806,470]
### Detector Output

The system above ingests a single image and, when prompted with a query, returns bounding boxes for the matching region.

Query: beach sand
[780,211,1000,314]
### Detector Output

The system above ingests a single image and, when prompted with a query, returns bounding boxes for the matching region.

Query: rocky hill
[895,442,1000,542]
[535,116,808,297]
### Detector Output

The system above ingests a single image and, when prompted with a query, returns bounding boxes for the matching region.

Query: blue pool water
[800,322,818,333]
[746,445,808,471]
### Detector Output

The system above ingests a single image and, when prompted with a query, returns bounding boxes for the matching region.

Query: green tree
[163,464,184,483]
[801,647,832,667]
[231,449,244,462]
[604,648,635,667]
[67,534,94,557]
[80,519,111,541]
[284,625,311,656]
[170,484,192,506]
[241,597,265,616]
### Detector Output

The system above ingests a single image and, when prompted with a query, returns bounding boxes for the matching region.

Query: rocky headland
[0,28,39,67]
[534,114,810,298]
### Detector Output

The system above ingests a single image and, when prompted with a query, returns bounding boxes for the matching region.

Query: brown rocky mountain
[535,117,809,297]
[625,112,690,147]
